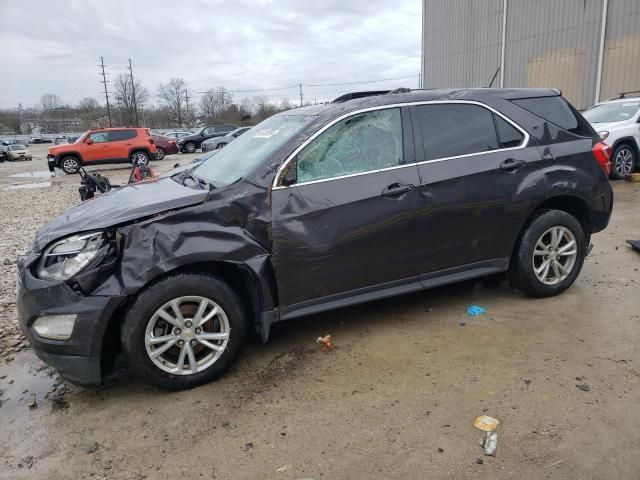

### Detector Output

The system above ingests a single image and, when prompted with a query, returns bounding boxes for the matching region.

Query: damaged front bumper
[16,254,124,385]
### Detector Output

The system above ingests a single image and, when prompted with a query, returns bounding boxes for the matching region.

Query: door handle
[382,183,414,198]
[499,158,526,171]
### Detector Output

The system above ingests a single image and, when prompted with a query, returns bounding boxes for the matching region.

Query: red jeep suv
[48,127,157,174]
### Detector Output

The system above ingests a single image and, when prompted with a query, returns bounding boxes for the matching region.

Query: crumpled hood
[34,177,208,252]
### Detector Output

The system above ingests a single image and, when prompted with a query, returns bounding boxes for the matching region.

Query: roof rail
[617,90,640,99]
[331,91,391,103]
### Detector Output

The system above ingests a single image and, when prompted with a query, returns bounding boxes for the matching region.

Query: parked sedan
[7,144,32,161]
[201,127,251,152]
[162,131,193,141]
[151,134,180,160]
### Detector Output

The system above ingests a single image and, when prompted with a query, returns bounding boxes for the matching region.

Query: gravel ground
[0,144,639,479]
[0,144,196,361]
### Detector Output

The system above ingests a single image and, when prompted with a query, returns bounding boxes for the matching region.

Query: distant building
[421,0,640,109]
[21,116,83,134]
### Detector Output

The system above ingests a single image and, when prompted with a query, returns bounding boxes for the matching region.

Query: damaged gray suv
[17,88,613,390]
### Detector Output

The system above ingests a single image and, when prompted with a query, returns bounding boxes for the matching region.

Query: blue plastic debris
[466,305,486,316]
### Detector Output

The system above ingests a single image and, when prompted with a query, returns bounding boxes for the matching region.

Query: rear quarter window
[511,96,595,138]
[109,130,137,141]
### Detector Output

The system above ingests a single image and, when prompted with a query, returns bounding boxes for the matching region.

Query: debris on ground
[474,415,499,456]
[576,383,590,392]
[27,396,37,409]
[85,441,100,454]
[626,240,640,253]
[316,334,335,351]
[466,305,486,316]
[17,455,34,469]
[475,458,484,464]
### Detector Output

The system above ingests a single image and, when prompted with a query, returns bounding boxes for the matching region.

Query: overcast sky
[0,0,421,109]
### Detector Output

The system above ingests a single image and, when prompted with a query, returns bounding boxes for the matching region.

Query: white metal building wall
[421,0,640,109]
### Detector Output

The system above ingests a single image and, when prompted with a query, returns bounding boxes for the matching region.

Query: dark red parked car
[151,134,179,160]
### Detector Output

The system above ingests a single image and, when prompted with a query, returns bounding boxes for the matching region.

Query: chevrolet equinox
[17,88,614,390]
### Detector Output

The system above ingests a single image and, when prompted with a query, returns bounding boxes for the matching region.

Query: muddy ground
[0,144,639,479]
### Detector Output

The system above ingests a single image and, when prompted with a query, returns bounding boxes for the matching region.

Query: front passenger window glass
[296,108,403,184]
[88,132,109,143]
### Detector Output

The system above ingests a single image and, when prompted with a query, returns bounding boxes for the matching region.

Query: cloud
[0,0,421,108]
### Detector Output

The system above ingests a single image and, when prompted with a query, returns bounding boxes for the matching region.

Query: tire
[508,209,586,298]
[610,144,636,180]
[130,150,150,166]
[60,156,81,174]
[184,141,196,153]
[156,148,166,160]
[121,273,247,390]
[216,143,225,149]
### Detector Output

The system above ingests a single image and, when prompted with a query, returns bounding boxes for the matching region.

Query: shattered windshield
[583,102,640,123]
[192,113,316,187]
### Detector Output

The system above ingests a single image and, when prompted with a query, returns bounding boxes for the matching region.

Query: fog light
[32,314,76,340]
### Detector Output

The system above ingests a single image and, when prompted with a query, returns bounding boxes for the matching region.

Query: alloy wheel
[62,157,79,173]
[532,226,578,285]
[144,296,230,375]
[185,142,196,153]
[614,147,634,176]
[132,152,149,166]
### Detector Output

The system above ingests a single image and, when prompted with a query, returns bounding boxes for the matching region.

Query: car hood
[179,134,201,142]
[588,121,626,132]
[48,143,77,156]
[33,177,208,251]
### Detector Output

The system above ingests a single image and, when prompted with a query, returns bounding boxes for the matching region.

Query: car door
[107,130,136,161]
[271,107,423,312]
[409,102,539,276]
[82,131,111,162]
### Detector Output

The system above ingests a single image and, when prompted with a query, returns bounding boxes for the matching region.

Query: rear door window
[511,96,594,137]
[296,108,404,184]
[109,130,136,142]
[413,104,499,160]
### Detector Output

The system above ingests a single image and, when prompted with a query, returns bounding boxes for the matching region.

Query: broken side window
[296,108,403,184]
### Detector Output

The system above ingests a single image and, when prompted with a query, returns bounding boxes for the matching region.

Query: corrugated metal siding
[422,0,640,109]
[600,0,640,100]
[423,0,503,88]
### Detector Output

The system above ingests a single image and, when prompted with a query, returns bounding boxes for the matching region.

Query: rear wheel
[156,148,166,160]
[509,210,586,298]
[121,273,246,390]
[130,151,150,166]
[611,144,636,179]
[216,143,225,149]
[60,156,80,174]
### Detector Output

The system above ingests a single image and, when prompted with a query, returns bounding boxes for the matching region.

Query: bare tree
[77,97,100,112]
[158,78,187,126]
[279,98,294,111]
[199,89,217,122]
[114,74,149,125]
[40,93,63,112]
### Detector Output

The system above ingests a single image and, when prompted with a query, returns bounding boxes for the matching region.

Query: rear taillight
[592,142,612,177]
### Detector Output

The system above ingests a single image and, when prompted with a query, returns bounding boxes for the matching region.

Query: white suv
[583,94,640,179]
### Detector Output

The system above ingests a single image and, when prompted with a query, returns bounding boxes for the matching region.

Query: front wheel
[216,143,225,149]
[610,144,636,180]
[184,142,196,153]
[509,210,586,298]
[121,273,247,390]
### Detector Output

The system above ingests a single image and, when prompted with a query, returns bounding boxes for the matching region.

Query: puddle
[5,182,51,190]
[0,350,58,417]
[7,171,52,179]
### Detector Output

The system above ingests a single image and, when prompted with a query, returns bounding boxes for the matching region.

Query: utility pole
[299,83,303,107]
[185,88,190,128]
[127,58,139,126]
[98,57,113,127]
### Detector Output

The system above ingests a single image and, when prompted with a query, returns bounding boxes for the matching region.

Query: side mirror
[279,159,297,187]
[86,138,94,145]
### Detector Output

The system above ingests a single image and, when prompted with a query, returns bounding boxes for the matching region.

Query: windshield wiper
[173,169,213,190]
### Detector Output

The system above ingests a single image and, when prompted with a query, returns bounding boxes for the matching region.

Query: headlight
[598,131,609,140]
[37,231,110,281]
